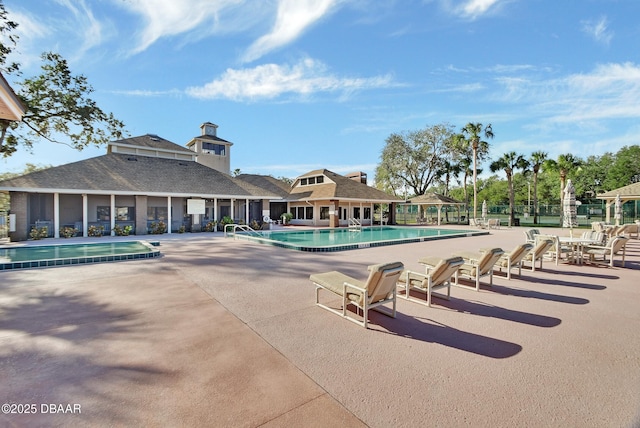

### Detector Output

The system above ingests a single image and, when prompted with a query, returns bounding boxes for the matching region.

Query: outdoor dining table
[558,237,600,265]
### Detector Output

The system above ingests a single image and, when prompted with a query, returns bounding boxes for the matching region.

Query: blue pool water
[232,226,486,252]
[0,241,161,270]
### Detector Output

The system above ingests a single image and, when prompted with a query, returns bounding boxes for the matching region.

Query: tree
[378,123,455,197]
[490,151,529,226]
[545,154,582,225]
[604,145,640,189]
[0,3,126,159]
[529,151,548,224]
[460,122,494,219]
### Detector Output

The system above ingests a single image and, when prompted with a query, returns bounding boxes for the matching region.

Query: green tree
[378,123,456,197]
[490,151,529,226]
[529,151,548,224]
[604,145,640,189]
[0,3,126,159]
[460,122,494,219]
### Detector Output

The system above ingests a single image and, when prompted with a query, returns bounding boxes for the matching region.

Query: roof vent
[127,157,138,161]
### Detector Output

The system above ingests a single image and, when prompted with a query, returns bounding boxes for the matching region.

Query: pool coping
[230,226,490,252]
[0,240,161,271]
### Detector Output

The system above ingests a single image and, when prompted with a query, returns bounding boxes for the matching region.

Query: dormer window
[299,175,324,186]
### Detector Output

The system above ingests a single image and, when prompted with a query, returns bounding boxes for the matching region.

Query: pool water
[233,226,486,252]
[0,241,161,270]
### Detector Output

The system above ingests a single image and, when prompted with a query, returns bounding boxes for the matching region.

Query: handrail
[348,218,362,231]
[224,223,262,238]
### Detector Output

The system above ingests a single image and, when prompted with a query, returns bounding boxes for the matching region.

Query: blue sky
[2,0,639,184]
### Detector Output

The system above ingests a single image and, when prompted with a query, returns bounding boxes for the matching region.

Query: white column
[214,198,218,223]
[110,194,116,236]
[246,198,250,224]
[82,194,88,238]
[230,199,235,221]
[167,196,172,233]
[53,192,60,238]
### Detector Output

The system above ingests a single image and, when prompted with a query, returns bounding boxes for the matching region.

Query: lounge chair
[470,218,486,229]
[495,243,533,280]
[452,248,504,291]
[583,236,629,267]
[487,218,501,229]
[536,234,573,265]
[310,261,404,328]
[398,256,464,306]
[522,238,554,271]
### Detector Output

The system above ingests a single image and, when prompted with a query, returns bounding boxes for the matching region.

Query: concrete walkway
[1,226,639,427]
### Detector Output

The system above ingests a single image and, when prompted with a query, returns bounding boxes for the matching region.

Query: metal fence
[0,210,7,239]
[396,202,640,227]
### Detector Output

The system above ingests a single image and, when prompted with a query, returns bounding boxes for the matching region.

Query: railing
[224,223,262,238]
[348,218,362,231]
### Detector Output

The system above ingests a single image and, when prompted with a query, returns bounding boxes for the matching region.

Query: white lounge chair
[583,236,629,267]
[453,248,505,291]
[398,256,464,306]
[310,261,404,329]
[495,243,533,280]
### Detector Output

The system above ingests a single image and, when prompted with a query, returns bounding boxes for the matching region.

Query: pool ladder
[348,218,362,232]
[224,224,262,238]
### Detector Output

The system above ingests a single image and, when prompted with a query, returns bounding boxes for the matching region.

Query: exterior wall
[192,139,232,174]
[8,191,28,241]
[59,194,83,226]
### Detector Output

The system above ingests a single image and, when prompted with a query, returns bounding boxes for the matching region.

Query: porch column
[53,192,60,238]
[329,199,340,228]
[231,199,235,221]
[82,194,88,238]
[110,194,116,236]
[167,196,172,234]
[246,198,250,224]
[214,198,218,222]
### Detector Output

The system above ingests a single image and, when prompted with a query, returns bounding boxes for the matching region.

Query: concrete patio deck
[1,226,639,427]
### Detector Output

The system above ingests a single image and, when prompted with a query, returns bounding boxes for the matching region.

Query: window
[301,178,308,185]
[306,206,313,219]
[298,175,325,186]
[202,142,226,156]
[97,206,110,221]
[353,207,360,219]
[316,176,324,184]
[320,206,330,220]
[98,206,135,221]
[364,207,371,219]
[292,206,314,220]
[148,207,168,221]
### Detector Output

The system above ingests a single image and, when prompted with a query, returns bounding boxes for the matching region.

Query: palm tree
[545,154,582,225]
[529,151,548,225]
[490,151,529,226]
[461,123,494,220]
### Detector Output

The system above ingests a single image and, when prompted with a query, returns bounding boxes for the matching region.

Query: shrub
[88,225,105,237]
[61,226,78,238]
[113,224,132,236]
[149,221,167,234]
[30,226,48,240]
[204,220,217,232]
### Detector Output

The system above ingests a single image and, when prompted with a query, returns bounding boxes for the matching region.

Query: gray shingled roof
[0,153,280,198]
[236,174,292,198]
[409,193,464,205]
[110,134,194,153]
[287,169,400,202]
[597,182,640,200]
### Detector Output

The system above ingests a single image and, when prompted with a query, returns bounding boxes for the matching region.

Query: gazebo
[597,182,640,224]
[408,193,466,225]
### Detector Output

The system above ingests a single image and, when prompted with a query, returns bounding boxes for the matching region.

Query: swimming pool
[0,240,161,271]
[230,226,487,252]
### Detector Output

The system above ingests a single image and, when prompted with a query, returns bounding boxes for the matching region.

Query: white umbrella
[562,179,577,229]
[482,200,487,221]
[614,194,622,226]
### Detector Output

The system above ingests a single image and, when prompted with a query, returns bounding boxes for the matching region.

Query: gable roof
[0,153,280,198]
[287,169,400,202]
[109,134,195,154]
[409,193,464,205]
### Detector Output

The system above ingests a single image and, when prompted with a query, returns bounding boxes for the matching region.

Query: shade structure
[482,200,487,220]
[614,194,622,226]
[562,179,577,228]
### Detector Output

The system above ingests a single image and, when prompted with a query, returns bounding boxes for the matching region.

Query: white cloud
[114,0,247,55]
[241,0,342,63]
[452,0,504,20]
[185,57,395,101]
[581,16,613,46]
[54,0,106,60]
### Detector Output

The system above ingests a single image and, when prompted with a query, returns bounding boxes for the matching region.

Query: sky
[2,0,640,184]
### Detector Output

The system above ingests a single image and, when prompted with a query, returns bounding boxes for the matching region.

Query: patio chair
[495,243,534,280]
[310,261,404,329]
[523,228,540,244]
[522,238,554,271]
[583,236,629,267]
[487,218,501,229]
[452,247,505,291]
[398,256,464,306]
[470,218,486,229]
